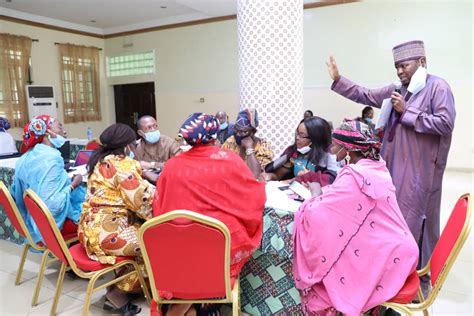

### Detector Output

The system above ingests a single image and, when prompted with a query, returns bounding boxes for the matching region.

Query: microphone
[393,80,402,117]
[393,80,402,94]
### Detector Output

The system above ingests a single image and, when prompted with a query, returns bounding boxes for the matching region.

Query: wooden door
[114,82,156,133]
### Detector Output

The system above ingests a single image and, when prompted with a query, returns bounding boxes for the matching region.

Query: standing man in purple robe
[326,40,456,297]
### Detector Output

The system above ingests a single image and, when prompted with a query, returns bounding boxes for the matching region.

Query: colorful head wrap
[235,108,259,129]
[392,40,425,65]
[332,119,381,161]
[178,113,219,146]
[0,117,11,131]
[22,115,56,151]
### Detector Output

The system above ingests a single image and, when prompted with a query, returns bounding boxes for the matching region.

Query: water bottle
[87,127,93,141]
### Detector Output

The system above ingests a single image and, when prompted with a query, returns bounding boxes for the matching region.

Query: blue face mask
[365,118,373,124]
[144,130,161,144]
[49,134,66,149]
[219,122,228,130]
[126,145,135,159]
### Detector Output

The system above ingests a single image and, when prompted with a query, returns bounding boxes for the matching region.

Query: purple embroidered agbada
[331,74,455,267]
[293,159,418,316]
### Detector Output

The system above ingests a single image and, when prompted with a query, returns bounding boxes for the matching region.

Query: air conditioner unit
[26,85,57,120]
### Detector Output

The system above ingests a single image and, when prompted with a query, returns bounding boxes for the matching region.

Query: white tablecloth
[0,157,20,169]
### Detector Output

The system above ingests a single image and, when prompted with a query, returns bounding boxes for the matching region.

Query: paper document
[289,181,312,200]
[67,164,88,182]
[265,181,303,213]
[376,98,392,130]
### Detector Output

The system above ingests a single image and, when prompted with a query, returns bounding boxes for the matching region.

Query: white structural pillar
[237,0,304,155]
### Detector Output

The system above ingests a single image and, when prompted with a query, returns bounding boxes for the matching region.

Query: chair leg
[32,249,50,306]
[82,272,101,316]
[150,299,162,316]
[232,277,241,316]
[50,262,66,316]
[417,287,425,302]
[15,244,29,285]
[133,263,151,305]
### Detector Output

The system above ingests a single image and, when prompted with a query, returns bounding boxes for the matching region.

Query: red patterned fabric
[22,115,55,151]
[178,113,219,146]
[152,145,265,278]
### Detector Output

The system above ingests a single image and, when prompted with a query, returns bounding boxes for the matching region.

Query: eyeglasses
[295,132,310,139]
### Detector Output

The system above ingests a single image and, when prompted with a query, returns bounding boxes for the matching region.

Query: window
[58,43,101,123]
[0,33,32,127]
[106,51,155,77]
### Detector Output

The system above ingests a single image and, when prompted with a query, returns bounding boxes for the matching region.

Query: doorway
[114,82,156,133]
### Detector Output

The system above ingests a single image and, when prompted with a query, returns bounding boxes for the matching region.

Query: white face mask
[334,146,345,162]
[407,65,427,96]
[297,146,311,155]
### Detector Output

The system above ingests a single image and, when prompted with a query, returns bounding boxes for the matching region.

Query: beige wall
[2,0,472,169]
[302,1,473,171]
[104,20,239,136]
[104,1,472,170]
[1,21,111,140]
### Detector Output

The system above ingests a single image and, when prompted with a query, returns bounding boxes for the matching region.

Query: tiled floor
[0,171,472,315]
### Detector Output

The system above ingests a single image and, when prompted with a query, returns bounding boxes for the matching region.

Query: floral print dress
[79,155,154,291]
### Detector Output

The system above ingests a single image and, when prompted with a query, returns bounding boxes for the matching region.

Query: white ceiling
[1,0,324,36]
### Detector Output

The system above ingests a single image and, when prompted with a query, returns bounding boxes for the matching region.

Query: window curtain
[0,33,32,127]
[58,43,101,123]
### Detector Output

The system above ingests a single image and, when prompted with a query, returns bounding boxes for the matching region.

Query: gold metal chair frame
[24,188,151,316]
[139,210,241,315]
[383,193,472,316]
[0,181,77,307]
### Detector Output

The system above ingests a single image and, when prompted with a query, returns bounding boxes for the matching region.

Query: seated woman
[153,113,265,316]
[222,108,274,178]
[293,119,418,316]
[356,106,376,133]
[0,117,18,155]
[11,115,85,244]
[79,123,155,315]
[261,116,338,185]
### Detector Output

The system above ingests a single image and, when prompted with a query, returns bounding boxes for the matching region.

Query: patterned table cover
[1,144,84,244]
[0,167,22,244]
[240,207,303,315]
[1,171,304,313]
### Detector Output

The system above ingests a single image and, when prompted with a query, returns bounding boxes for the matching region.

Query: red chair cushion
[430,197,468,285]
[388,270,420,304]
[36,222,77,247]
[0,187,27,237]
[144,221,228,299]
[69,243,134,271]
[85,141,100,150]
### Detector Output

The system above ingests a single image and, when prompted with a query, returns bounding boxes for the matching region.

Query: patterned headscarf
[178,113,220,146]
[22,115,56,151]
[332,119,381,161]
[235,108,259,129]
[0,117,11,131]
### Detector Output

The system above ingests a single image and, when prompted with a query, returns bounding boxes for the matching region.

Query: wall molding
[0,15,104,39]
[1,1,358,39]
